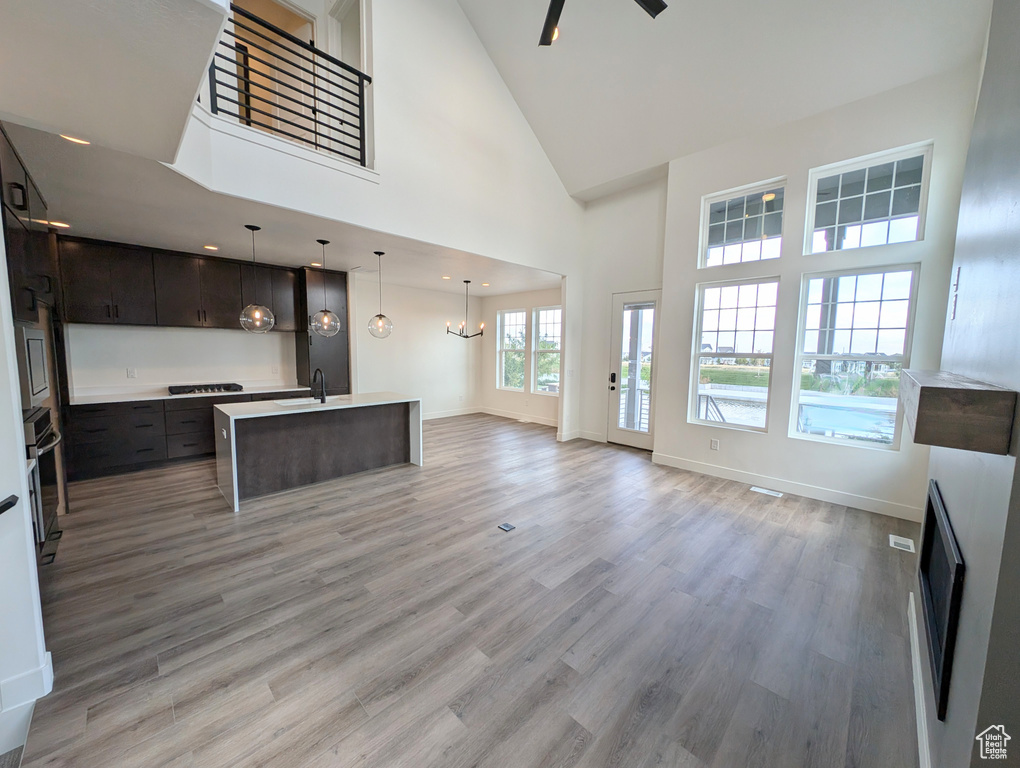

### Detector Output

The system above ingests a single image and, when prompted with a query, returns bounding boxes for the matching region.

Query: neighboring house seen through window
[532,307,562,395]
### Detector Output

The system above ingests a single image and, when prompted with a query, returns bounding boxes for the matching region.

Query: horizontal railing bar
[230,3,371,83]
[211,70,362,143]
[212,51,361,119]
[211,91,363,156]
[224,21,363,94]
[215,104,362,162]
[219,36,361,105]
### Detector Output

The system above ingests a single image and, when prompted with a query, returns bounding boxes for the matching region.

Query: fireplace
[918,479,966,721]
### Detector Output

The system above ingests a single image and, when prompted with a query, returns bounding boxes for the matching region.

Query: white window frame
[803,142,934,256]
[789,264,921,451]
[496,308,528,392]
[698,176,787,269]
[531,305,562,397]
[688,276,780,433]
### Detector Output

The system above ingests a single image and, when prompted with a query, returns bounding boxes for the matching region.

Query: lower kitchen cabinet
[65,391,311,480]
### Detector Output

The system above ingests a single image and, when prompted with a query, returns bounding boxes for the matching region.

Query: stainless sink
[272,396,347,406]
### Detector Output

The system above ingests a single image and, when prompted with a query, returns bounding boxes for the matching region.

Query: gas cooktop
[167,383,244,395]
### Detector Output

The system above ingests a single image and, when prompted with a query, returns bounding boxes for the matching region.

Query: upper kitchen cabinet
[154,253,242,329]
[60,239,157,325]
[240,265,298,331]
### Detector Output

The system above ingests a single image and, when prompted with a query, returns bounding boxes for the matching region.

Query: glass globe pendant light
[368,250,392,339]
[311,239,341,338]
[240,224,275,333]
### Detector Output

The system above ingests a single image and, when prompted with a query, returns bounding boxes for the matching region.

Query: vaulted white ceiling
[456,0,993,199]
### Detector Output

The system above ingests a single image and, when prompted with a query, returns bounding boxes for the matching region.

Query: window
[792,266,918,447]
[497,309,527,390]
[702,181,785,268]
[532,307,562,395]
[807,145,931,254]
[691,279,778,430]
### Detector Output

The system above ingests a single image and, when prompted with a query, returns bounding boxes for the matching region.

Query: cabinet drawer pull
[84,427,108,434]
[133,405,153,410]
[136,423,155,428]
[183,443,198,448]
[136,447,155,453]
[181,419,198,424]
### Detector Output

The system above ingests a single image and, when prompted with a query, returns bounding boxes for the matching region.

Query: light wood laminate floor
[23,415,920,768]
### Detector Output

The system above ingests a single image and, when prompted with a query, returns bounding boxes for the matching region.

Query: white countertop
[69,385,310,406]
[215,391,421,420]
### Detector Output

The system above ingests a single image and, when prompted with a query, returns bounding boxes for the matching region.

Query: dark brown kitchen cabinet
[154,253,242,329]
[60,239,157,325]
[296,268,349,395]
[240,265,298,331]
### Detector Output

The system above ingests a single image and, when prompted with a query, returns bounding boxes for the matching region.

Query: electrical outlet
[458,395,464,401]
[524,398,530,407]
[126,368,137,379]
[271,364,280,375]
[710,439,720,451]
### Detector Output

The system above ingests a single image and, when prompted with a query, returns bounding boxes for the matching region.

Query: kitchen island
[214,391,422,511]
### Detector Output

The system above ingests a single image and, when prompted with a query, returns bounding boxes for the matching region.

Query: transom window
[808,145,931,254]
[793,266,918,447]
[532,307,562,395]
[497,309,527,391]
[702,183,785,268]
[691,279,778,430]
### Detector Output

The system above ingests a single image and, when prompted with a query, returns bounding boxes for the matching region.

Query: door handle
[0,495,18,516]
[609,372,617,383]
[114,305,119,319]
[610,386,616,391]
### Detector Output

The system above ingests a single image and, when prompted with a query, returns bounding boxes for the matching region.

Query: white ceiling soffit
[0,0,227,163]
[3,123,562,296]
[457,0,993,199]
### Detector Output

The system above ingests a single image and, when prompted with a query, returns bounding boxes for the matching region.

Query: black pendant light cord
[375,251,385,315]
[245,224,261,304]
[317,239,330,311]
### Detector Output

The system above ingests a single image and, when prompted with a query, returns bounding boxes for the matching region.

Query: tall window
[701,182,785,268]
[807,145,931,254]
[497,309,527,390]
[533,307,562,395]
[691,279,778,430]
[793,266,918,447]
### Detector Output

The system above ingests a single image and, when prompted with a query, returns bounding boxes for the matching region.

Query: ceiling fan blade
[539,0,566,46]
[633,0,667,18]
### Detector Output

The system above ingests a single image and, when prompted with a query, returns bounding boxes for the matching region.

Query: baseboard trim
[422,407,481,421]
[650,452,922,521]
[479,407,557,428]
[0,702,35,756]
[908,592,932,768]
[0,654,52,714]
[577,430,606,443]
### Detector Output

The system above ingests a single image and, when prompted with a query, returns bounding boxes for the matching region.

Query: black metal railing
[207,4,371,166]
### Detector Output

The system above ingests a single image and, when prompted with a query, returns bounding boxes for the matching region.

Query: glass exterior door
[608,291,658,450]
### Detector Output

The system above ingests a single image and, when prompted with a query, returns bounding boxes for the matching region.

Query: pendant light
[311,239,342,338]
[447,280,484,339]
[368,251,393,338]
[240,225,275,333]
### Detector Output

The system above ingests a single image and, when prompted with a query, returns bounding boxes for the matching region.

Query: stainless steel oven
[25,407,61,559]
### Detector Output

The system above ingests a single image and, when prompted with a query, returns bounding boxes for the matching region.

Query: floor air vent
[750,486,783,498]
[889,534,916,553]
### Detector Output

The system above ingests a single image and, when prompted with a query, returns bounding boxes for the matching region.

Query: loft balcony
[205,3,372,167]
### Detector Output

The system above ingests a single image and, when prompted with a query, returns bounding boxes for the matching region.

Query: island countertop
[214,391,423,511]
[214,391,421,420]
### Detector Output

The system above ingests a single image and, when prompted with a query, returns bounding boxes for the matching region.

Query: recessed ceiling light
[59,135,90,145]
[482,283,490,287]
[48,221,70,229]
[442,275,451,280]
[203,245,219,251]
[762,192,776,202]
[311,262,322,267]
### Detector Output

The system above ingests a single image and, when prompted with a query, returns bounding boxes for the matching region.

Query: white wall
[63,325,297,398]
[350,274,479,419]
[478,288,562,427]
[0,225,51,752]
[577,177,668,441]
[651,63,980,520]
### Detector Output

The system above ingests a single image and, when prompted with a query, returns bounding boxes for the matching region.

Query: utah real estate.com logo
[976,725,1010,760]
